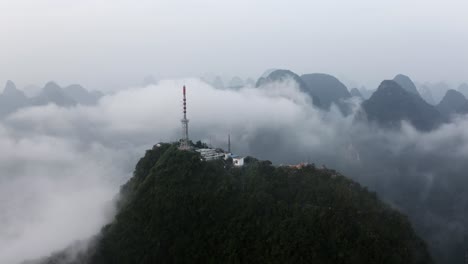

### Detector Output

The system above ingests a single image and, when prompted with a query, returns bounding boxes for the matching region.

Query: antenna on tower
[228,134,231,153]
[179,85,191,150]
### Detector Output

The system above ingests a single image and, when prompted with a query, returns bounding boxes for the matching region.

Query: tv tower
[179,85,191,150]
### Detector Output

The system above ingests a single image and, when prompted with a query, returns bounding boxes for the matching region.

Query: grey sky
[0,0,467,91]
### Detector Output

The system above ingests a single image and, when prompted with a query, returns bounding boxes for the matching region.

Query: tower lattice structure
[179,85,191,150]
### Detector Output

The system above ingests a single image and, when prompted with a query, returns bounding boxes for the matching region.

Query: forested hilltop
[39,143,433,264]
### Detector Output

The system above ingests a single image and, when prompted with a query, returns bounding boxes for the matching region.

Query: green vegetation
[42,143,433,264]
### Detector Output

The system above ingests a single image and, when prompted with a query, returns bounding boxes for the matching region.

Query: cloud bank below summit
[0,78,467,263]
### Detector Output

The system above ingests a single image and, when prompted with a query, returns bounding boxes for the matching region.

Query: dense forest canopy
[38,143,433,264]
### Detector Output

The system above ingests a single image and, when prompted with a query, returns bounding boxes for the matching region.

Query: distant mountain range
[255,70,468,131]
[256,70,357,113]
[0,80,103,117]
[4,73,466,133]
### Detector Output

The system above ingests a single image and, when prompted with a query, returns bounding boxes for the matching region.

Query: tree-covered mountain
[300,73,352,113]
[256,69,321,107]
[361,80,444,131]
[393,74,421,97]
[436,89,468,117]
[39,143,433,264]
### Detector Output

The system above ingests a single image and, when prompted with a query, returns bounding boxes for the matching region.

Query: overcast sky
[0,0,467,91]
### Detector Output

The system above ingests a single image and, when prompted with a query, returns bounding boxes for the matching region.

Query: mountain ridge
[0,80,102,118]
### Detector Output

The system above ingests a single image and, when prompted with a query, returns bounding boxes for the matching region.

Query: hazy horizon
[1,0,467,91]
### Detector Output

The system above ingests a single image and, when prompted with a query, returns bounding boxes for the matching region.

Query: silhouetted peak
[3,80,20,95]
[437,89,468,116]
[443,89,465,101]
[260,68,278,78]
[43,81,62,93]
[257,69,305,88]
[266,69,300,81]
[31,81,77,107]
[362,80,444,131]
[63,84,102,105]
[64,84,86,93]
[374,80,407,96]
[1,79,26,102]
[301,73,344,84]
[300,73,351,110]
[393,74,421,97]
[0,80,28,116]
[256,69,321,107]
[350,88,363,98]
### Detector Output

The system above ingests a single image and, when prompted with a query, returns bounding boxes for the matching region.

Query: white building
[232,156,245,167]
[226,153,244,167]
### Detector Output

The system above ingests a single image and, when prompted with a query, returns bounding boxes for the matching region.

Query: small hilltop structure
[177,85,244,166]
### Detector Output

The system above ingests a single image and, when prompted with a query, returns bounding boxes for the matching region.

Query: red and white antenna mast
[179,85,191,150]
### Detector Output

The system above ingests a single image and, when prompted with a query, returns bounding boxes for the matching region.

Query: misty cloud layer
[1,79,467,263]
